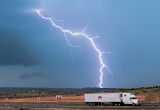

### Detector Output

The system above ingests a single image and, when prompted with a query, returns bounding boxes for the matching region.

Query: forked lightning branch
[36,10,112,88]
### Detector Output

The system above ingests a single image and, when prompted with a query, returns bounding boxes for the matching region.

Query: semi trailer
[84,93,141,106]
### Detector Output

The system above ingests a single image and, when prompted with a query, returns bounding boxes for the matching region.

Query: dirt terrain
[0,96,84,102]
[0,86,159,103]
[0,94,150,103]
[0,87,159,110]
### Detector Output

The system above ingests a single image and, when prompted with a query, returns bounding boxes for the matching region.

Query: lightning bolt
[36,10,112,88]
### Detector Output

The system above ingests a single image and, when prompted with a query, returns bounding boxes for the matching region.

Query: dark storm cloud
[20,71,47,80]
[0,30,40,66]
[0,0,160,88]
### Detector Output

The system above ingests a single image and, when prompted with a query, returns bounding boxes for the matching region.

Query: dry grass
[0,94,150,103]
[0,95,84,102]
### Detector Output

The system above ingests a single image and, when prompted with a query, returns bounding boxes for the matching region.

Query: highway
[0,102,160,109]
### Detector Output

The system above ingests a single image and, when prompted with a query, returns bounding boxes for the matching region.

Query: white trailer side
[85,93,121,103]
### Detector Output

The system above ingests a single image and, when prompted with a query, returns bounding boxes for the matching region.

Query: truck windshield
[130,97,136,99]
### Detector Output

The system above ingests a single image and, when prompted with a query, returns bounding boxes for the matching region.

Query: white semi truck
[84,93,141,106]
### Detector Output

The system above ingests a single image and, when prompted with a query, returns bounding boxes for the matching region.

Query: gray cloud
[20,72,47,80]
[0,29,40,66]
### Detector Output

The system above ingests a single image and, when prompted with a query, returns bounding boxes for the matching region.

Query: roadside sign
[98,96,102,106]
[37,97,40,101]
[5,98,8,102]
[37,97,40,107]
[56,95,62,108]
[5,98,9,109]
[56,95,62,101]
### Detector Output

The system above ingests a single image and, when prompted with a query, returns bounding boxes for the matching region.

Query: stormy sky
[0,0,160,88]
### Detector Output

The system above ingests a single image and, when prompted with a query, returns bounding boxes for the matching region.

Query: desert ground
[0,86,159,109]
[0,95,148,103]
[0,86,159,103]
[0,95,84,102]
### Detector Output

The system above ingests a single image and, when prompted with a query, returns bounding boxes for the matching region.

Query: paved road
[1,102,160,109]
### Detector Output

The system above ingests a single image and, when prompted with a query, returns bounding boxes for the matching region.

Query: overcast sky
[0,0,160,88]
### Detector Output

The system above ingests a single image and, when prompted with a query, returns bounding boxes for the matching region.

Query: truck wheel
[115,103,117,106]
[132,103,135,106]
[90,102,95,106]
[118,103,121,106]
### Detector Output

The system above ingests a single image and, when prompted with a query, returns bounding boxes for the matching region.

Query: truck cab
[121,93,141,106]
